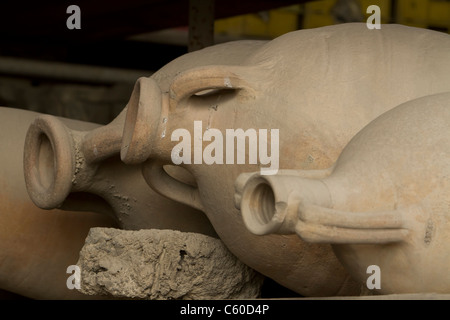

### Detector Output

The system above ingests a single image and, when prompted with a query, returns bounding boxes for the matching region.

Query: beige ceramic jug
[237,92,450,294]
[118,24,450,296]
[0,107,117,299]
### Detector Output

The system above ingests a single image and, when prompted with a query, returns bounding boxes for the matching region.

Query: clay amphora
[15,39,262,298]
[118,24,450,296]
[22,107,216,236]
[237,92,450,294]
[0,107,117,299]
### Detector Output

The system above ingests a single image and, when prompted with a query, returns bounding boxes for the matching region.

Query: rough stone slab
[76,228,264,300]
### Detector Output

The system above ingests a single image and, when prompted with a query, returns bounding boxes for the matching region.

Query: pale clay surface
[238,92,450,295]
[120,23,450,296]
[12,23,450,299]
[0,107,115,300]
[77,228,264,300]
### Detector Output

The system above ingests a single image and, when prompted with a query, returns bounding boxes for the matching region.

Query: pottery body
[0,107,117,299]
[119,24,450,295]
[237,92,450,294]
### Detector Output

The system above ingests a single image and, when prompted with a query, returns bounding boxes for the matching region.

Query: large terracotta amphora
[0,107,117,299]
[118,24,450,296]
[237,92,450,294]
[16,39,263,298]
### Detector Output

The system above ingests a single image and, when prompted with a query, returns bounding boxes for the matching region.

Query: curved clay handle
[142,160,204,212]
[295,203,409,244]
[168,65,256,110]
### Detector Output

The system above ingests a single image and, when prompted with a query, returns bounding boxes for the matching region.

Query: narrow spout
[237,173,332,236]
[81,109,126,164]
[24,115,77,209]
[23,112,125,210]
[121,77,163,164]
[237,171,409,244]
